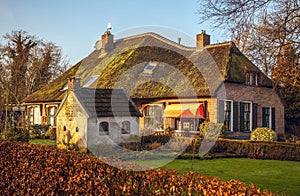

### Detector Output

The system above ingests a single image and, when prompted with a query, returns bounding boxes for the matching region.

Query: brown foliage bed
[0,140,274,195]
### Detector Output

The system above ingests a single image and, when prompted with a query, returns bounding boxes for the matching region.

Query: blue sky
[0,0,230,65]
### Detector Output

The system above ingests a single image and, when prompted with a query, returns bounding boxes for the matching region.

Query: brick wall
[224,83,284,134]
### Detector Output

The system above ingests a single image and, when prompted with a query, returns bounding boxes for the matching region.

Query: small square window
[246,73,259,86]
[142,61,158,74]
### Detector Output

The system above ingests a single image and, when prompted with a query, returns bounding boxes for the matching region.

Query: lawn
[26,139,300,195]
[29,139,56,147]
[160,158,300,196]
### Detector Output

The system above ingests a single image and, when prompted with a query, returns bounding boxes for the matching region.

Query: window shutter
[262,107,267,127]
[240,102,245,132]
[233,102,239,131]
[252,103,258,130]
[204,101,208,119]
[271,107,276,131]
[218,100,224,123]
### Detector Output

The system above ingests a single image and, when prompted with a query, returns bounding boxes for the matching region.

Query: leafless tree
[198,0,299,75]
[0,30,69,104]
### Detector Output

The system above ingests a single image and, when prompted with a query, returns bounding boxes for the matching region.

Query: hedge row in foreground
[0,140,274,195]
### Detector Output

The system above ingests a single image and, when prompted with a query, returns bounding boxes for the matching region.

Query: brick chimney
[94,24,114,54]
[101,31,114,51]
[68,77,81,92]
[196,30,210,50]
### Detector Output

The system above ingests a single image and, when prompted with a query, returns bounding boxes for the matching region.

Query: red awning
[195,104,205,119]
[163,103,205,119]
[179,109,194,118]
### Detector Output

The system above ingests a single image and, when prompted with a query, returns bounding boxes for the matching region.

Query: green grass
[159,158,300,196]
[29,139,56,147]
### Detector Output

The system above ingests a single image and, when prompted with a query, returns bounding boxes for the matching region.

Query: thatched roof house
[23,28,284,136]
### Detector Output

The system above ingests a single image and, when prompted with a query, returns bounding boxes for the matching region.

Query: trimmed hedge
[185,139,300,161]
[122,135,300,161]
[0,140,272,195]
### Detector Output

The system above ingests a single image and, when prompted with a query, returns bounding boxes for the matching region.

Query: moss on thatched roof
[22,61,81,103]
[22,33,273,103]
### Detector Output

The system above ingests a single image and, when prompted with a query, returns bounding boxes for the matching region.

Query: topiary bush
[250,127,278,142]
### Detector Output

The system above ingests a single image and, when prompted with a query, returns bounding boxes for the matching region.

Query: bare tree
[198,0,300,75]
[28,42,68,92]
[198,0,273,29]
[1,30,37,103]
[0,30,69,104]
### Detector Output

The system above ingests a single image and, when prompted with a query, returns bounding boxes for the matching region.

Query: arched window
[99,121,109,135]
[121,121,130,134]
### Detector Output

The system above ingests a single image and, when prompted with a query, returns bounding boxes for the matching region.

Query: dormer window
[246,73,259,86]
[63,83,68,90]
[83,75,99,87]
[142,61,158,74]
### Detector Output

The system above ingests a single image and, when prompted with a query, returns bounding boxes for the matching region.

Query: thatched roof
[74,88,141,117]
[22,32,273,103]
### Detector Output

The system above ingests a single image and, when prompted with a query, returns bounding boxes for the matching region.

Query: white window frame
[223,100,234,132]
[28,107,35,125]
[246,73,258,86]
[46,105,57,127]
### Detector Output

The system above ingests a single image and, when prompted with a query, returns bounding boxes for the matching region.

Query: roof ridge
[117,32,236,51]
[205,41,234,48]
[118,32,196,51]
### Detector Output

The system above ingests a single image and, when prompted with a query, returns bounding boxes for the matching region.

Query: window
[143,104,163,129]
[219,100,237,132]
[63,83,68,90]
[183,122,190,130]
[121,121,130,134]
[246,73,259,86]
[83,75,99,87]
[99,122,109,135]
[28,107,35,125]
[224,100,233,132]
[47,106,57,126]
[142,61,158,74]
[262,107,275,130]
[262,107,271,128]
[240,102,252,132]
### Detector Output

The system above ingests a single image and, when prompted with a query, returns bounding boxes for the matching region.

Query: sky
[0,0,230,65]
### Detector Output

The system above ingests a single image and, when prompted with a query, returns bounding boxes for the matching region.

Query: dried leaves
[0,140,274,195]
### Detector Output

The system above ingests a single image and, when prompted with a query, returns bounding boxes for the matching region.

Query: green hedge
[122,136,300,161]
[187,139,300,161]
